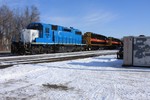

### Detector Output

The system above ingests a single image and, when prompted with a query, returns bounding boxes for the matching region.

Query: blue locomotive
[11,22,83,54]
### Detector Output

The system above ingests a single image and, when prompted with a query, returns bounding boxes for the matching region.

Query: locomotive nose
[20,29,39,43]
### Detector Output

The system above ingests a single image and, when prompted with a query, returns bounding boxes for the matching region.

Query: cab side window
[52,25,58,31]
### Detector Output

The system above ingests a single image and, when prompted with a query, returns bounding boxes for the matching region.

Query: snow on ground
[0,55,150,100]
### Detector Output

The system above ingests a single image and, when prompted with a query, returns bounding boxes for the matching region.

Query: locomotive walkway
[0,50,117,69]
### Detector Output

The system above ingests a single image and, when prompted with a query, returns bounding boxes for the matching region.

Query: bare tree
[30,5,40,22]
[0,5,12,37]
[0,5,13,50]
[0,4,40,51]
[21,5,40,29]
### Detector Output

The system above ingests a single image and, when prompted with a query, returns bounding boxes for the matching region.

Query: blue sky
[0,0,150,38]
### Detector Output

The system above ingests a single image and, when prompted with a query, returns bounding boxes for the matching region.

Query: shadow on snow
[42,57,150,73]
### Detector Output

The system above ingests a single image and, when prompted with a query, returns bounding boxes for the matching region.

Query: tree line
[0,5,40,51]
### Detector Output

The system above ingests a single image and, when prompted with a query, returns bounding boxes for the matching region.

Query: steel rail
[0,50,117,69]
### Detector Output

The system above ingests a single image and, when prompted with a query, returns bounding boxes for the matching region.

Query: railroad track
[0,50,117,69]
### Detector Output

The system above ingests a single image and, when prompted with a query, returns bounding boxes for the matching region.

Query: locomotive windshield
[27,23,43,32]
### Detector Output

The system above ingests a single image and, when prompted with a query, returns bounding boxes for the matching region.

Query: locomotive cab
[11,23,42,54]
